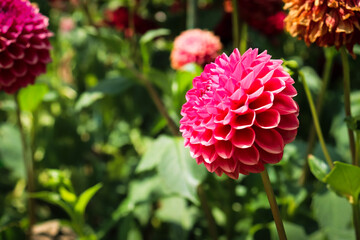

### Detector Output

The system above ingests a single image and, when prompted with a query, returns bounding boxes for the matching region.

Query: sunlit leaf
[308,155,330,182]
[74,183,103,216]
[324,161,360,200]
[18,83,49,112]
[59,186,77,204]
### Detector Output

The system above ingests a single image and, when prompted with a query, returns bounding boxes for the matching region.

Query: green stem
[260,168,287,240]
[240,23,247,54]
[353,196,360,240]
[231,0,239,49]
[300,71,334,169]
[198,185,218,240]
[15,93,36,238]
[186,0,197,29]
[300,48,335,184]
[340,47,357,166]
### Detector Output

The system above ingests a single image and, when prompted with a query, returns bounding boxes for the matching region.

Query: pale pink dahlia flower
[171,29,222,70]
[0,0,52,94]
[180,48,299,179]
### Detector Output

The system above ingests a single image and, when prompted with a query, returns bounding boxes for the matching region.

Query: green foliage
[308,155,330,182]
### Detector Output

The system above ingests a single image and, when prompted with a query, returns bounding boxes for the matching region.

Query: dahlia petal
[247,81,264,100]
[7,43,25,59]
[264,77,286,93]
[239,162,264,173]
[214,124,235,140]
[240,71,255,90]
[277,113,299,130]
[0,69,16,86]
[0,52,14,68]
[231,128,255,148]
[38,49,51,63]
[200,129,216,146]
[281,84,297,97]
[215,140,234,159]
[272,93,299,114]
[218,158,237,173]
[11,61,27,77]
[23,48,39,64]
[231,110,255,129]
[202,145,217,163]
[189,144,202,158]
[276,128,298,144]
[255,109,280,129]
[254,127,284,154]
[248,91,274,112]
[214,168,224,177]
[233,146,260,165]
[230,94,249,114]
[224,170,241,179]
[258,146,284,164]
[28,62,46,76]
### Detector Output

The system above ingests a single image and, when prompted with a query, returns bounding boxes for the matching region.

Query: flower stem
[198,185,218,240]
[186,0,197,29]
[300,71,334,169]
[260,168,287,240]
[15,93,36,238]
[239,23,248,54]
[353,196,360,240]
[340,47,357,166]
[300,48,335,184]
[231,0,239,49]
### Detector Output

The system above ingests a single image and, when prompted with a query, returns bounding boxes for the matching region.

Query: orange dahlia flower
[283,0,360,55]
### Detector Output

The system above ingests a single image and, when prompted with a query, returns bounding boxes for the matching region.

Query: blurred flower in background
[104,6,157,37]
[284,0,360,56]
[0,0,52,93]
[180,48,299,179]
[59,16,75,33]
[170,29,222,70]
[216,0,286,43]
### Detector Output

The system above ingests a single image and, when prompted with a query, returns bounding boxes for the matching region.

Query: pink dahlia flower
[0,0,52,94]
[171,29,222,70]
[180,48,299,179]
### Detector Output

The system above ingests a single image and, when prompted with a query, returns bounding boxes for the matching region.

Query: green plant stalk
[15,93,36,238]
[198,185,218,240]
[231,0,239,49]
[301,48,335,183]
[260,168,287,240]
[353,196,360,240]
[300,71,334,168]
[356,132,360,168]
[340,47,357,166]
[186,0,197,29]
[240,23,247,54]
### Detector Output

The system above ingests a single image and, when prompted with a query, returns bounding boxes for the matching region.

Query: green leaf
[74,183,102,216]
[75,92,104,112]
[269,221,307,240]
[31,192,74,219]
[136,136,172,173]
[89,77,132,95]
[324,161,360,200]
[308,155,330,182]
[59,186,77,204]
[139,29,170,44]
[313,190,353,240]
[18,83,49,112]
[0,124,25,179]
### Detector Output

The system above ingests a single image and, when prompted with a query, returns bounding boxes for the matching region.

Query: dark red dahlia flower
[105,7,157,37]
[180,48,299,179]
[0,0,52,94]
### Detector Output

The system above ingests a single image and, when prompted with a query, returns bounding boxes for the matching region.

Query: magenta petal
[0,69,16,86]
[233,146,259,165]
[281,84,297,97]
[255,109,280,129]
[24,48,39,64]
[224,170,241,179]
[264,77,285,93]
[276,128,298,144]
[11,61,27,77]
[258,146,284,164]
[7,43,25,59]
[272,93,299,114]
[189,144,202,158]
[202,145,217,163]
[231,110,255,129]
[200,129,216,146]
[254,127,284,154]
[218,158,237,173]
[248,91,274,112]
[28,62,46,76]
[215,140,234,159]
[239,162,264,173]
[0,52,14,69]
[214,124,234,140]
[277,114,299,130]
[231,128,255,148]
